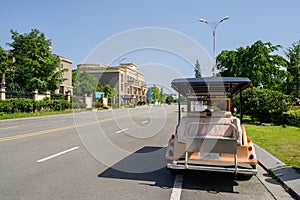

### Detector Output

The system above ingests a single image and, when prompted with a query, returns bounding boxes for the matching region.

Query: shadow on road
[98,146,239,193]
[98,146,175,189]
[182,170,239,194]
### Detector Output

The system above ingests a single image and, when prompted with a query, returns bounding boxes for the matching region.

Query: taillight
[248,146,253,151]
[249,154,254,159]
[171,134,175,139]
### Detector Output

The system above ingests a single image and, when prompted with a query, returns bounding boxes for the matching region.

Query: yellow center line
[0,109,156,142]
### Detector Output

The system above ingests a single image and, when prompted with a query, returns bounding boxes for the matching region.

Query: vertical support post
[45,90,51,99]
[66,91,71,102]
[0,86,6,100]
[240,89,243,124]
[212,30,216,77]
[33,89,38,101]
[178,92,181,124]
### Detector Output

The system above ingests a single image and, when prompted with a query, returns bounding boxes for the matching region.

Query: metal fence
[5,91,34,99]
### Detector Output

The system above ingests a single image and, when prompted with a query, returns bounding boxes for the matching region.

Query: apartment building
[76,63,147,106]
[53,54,73,95]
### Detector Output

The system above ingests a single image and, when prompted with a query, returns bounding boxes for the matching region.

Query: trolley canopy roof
[171,77,252,97]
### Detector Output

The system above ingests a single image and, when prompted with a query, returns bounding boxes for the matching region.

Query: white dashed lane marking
[36,146,79,163]
[170,174,183,200]
[115,128,128,134]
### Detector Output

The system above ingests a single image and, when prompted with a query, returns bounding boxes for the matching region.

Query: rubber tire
[235,174,253,180]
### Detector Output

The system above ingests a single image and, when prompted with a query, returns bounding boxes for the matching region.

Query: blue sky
[1,0,300,91]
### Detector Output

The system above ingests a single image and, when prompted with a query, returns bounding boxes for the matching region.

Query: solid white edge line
[170,174,183,200]
[36,146,79,163]
[115,128,128,134]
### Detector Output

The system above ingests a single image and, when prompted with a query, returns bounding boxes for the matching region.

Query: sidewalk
[255,144,300,199]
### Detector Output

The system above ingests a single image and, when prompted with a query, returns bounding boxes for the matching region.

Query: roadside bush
[94,101,103,109]
[282,109,300,127]
[233,87,291,123]
[71,96,87,109]
[46,99,71,111]
[0,98,71,113]
[137,101,146,106]
[0,98,35,113]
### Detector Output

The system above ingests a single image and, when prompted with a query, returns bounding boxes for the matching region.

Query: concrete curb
[255,144,300,199]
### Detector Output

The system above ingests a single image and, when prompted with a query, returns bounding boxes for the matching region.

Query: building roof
[52,54,73,64]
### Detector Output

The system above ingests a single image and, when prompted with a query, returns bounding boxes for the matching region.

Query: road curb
[254,144,300,199]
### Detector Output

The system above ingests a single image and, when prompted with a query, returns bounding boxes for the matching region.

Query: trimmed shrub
[282,109,300,127]
[0,98,71,113]
[71,96,87,109]
[137,101,146,106]
[233,87,291,123]
[47,99,71,111]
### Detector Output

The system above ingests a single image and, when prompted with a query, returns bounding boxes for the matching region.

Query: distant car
[166,77,258,180]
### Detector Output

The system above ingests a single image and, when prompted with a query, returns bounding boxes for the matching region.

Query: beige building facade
[77,63,147,106]
[54,55,73,95]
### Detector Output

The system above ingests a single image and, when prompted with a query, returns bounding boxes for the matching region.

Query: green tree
[151,85,159,103]
[0,47,12,85]
[166,95,174,104]
[96,84,116,98]
[73,71,98,95]
[217,40,287,91]
[285,40,300,94]
[159,87,164,103]
[7,29,65,92]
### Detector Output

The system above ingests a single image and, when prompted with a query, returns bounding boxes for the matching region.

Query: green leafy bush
[0,98,71,113]
[233,87,291,123]
[94,101,103,109]
[46,99,71,111]
[282,109,300,127]
[137,101,146,106]
[71,96,87,109]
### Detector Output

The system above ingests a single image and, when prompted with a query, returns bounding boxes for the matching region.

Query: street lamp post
[198,16,230,77]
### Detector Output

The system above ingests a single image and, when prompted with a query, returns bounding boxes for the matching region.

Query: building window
[59,86,64,94]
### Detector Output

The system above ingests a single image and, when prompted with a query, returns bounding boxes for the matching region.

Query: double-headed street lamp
[198,16,230,76]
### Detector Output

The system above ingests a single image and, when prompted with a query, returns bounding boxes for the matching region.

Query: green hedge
[233,87,291,123]
[282,109,300,127]
[0,98,71,113]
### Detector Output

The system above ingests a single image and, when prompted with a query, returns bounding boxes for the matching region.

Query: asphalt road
[0,105,294,200]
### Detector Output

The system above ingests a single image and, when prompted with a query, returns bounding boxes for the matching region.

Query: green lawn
[245,124,300,173]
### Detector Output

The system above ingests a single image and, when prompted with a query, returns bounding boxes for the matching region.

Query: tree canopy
[96,84,117,98]
[151,85,160,103]
[216,40,288,91]
[73,71,98,95]
[285,40,300,94]
[0,47,11,83]
[6,29,65,92]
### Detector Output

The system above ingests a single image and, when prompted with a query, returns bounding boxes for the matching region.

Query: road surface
[0,105,294,199]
